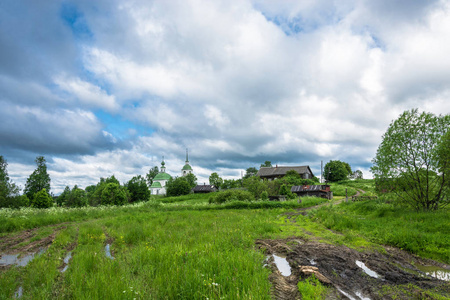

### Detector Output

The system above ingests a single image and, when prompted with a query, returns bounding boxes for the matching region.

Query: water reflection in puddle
[0,248,47,267]
[415,265,450,281]
[337,288,371,300]
[356,260,380,279]
[105,244,114,260]
[273,254,291,276]
[61,252,72,273]
[14,286,23,298]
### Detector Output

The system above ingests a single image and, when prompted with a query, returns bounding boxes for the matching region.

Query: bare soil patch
[257,238,450,300]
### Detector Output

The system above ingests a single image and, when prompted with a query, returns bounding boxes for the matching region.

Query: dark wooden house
[291,185,332,199]
[256,165,314,181]
[192,184,218,194]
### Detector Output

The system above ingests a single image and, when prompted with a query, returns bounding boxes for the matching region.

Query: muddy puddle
[105,244,114,260]
[257,238,450,300]
[0,247,47,268]
[14,286,23,298]
[60,251,72,273]
[273,254,292,277]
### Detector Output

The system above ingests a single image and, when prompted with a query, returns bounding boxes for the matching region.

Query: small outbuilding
[291,185,332,199]
[192,184,218,194]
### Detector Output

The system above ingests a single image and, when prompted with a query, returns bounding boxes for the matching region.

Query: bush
[31,189,53,208]
[261,191,269,200]
[166,177,191,197]
[209,190,254,204]
[101,183,128,206]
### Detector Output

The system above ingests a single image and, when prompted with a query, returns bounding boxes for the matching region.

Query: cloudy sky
[1,0,450,193]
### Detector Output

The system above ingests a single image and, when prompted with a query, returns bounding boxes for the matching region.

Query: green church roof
[153,172,172,181]
[182,164,192,171]
[150,181,162,188]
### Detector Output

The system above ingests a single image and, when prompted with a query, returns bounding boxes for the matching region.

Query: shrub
[261,191,269,200]
[31,188,53,208]
[101,183,128,206]
[209,190,254,204]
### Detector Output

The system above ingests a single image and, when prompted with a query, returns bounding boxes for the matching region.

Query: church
[150,150,193,195]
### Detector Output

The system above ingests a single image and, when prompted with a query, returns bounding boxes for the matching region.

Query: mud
[257,238,450,300]
[0,226,63,272]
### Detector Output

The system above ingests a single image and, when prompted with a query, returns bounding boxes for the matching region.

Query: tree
[146,166,159,186]
[89,175,124,206]
[31,188,53,208]
[324,160,351,182]
[185,173,198,189]
[243,176,268,199]
[261,161,272,168]
[209,172,223,188]
[101,183,128,206]
[371,109,450,210]
[352,170,363,179]
[24,156,51,200]
[166,177,191,196]
[243,167,258,179]
[0,156,21,208]
[57,186,71,206]
[126,175,150,203]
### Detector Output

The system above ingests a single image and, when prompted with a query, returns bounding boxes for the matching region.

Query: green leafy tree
[166,177,191,196]
[101,182,128,206]
[24,156,51,200]
[221,179,242,189]
[126,175,150,203]
[243,176,268,199]
[65,185,88,207]
[261,161,272,167]
[57,186,71,206]
[371,109,450,210]
[146,166,159,186]
[209,172,223,188]
[324,160,351,182]
[243,167,258,179]
[352,170,363,179]
[31,188,53,208]
[89,175,123,206]
[185,173,198,189]
[0,156,21,208]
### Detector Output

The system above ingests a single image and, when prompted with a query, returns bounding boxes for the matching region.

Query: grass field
[1,186,449,299]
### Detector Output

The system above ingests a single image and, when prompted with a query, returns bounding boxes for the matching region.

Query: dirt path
[258,238,450,300]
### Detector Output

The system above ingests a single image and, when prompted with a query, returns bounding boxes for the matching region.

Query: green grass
[310,199,450,263]
[297,275,329,300]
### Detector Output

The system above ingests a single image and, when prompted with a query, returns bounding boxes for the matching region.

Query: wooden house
[291,185,332,199]
[192,184,218,194]
[256,165,314,181]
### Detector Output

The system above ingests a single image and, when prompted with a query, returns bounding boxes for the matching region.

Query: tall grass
[311,199,450,263]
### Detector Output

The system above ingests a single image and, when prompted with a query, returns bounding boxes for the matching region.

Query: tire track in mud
[258,238,450,300]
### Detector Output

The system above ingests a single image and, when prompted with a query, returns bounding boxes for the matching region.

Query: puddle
[415,265,450,281]
[14,286,23,298]
[61,252,72,273]
[356,260,380,279]
[337,288,371,300]
[105,244,114,260]
[0,248,47,267]
[355,291,371,300]
[273,254,291,276]
[309,258,317,265]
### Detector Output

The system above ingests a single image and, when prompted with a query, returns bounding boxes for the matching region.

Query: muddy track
[257,238,450,300]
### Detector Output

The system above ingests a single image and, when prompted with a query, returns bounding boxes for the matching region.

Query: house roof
[291,185,329,192]
[256,166,314,177]
[192,185,216,192]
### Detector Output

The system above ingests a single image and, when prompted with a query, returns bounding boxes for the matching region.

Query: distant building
[181,149,193,177]
[150,158,172,195]
[192,184,217,194]
[256,165,314,181]
[291,185,332,199]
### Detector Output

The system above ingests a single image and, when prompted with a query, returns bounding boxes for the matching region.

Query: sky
[1,0,450,194]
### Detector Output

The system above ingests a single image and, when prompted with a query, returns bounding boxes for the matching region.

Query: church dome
[150,181,162,188]
[182,164,192,171]
[153,172,172,181]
